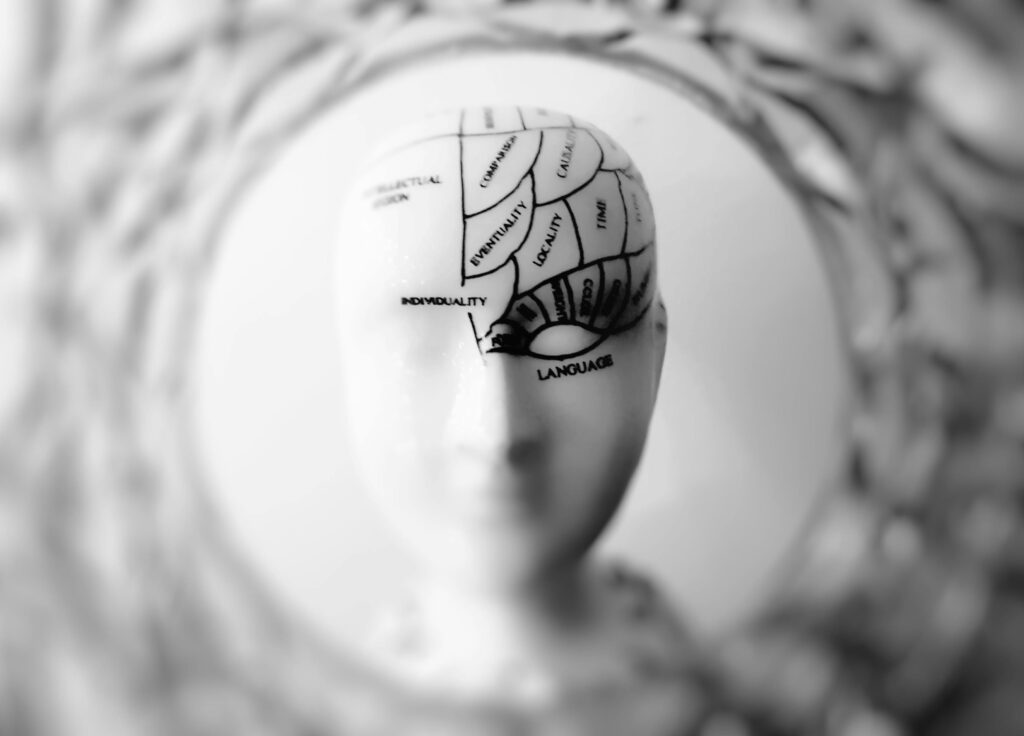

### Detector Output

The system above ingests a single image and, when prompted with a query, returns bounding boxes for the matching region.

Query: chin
[437,530,571,590]
[453,561,557,594]
[446,461,544,509]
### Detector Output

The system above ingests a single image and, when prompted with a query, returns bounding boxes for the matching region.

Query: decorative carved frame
[2,1,1022,733]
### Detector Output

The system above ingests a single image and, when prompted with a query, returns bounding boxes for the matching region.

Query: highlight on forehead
[340,106,657,360]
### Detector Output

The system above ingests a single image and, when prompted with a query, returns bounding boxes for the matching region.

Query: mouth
[447,458,545,524]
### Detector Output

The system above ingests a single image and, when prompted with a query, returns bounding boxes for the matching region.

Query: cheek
[345,330,445,431]
[343,364,448,548]
[343,352,445,497]
[539,349,654,451]
[539,371,651,528]
[553,420,644,501]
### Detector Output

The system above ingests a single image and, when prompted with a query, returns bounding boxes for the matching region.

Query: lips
[445,457,545,525]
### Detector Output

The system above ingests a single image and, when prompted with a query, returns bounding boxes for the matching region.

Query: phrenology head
[335,106,666,590]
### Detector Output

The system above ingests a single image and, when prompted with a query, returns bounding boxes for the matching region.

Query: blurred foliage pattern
[0,0,1022,734]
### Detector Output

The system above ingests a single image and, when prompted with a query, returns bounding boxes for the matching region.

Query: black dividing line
[525,333,610,362]
[374,125,580,155]
[597,132,631,174]
[610,300,653,335]
[610,255,633,328]
[517,106,527,130]
[563,276,576,323]
[591,260,606,329]
[530,293,551,324]
[462,130,542,220]
[592,139,606,180]
[544,167,602,206]
[529,130,544,175]
[469,238,529,279]
[515,248,642,301]
[564,199,586,269]
[510,254,521,302]
[459,120,467,287]
[615,172,629,255]
[535,131,605,207]
[468,167,535,219]
[460,125,576,138]
[498,256,522,323]
[503,246,650,345]
[467,312,484,357]
[517,187,537,275]
[525,321,605,343]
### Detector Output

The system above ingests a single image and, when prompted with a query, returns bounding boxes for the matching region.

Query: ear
[653,296,668,400]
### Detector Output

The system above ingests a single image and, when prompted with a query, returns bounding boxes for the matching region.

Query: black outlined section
[533,128,604,205]
[563,273,577,323]
[514,200,581,293]
[462,130,543,216]
[615,247,656,330]
[529,324,607,361]
[591,256,631,332]
[368,123,622,175]
[392,125,577,151]
[365,106,652,360]
[564,197,585,269]
[568,171,627,263]
[527,293,550,323]
[482,246,655,359]
[450,106,655,360]
[462,106,527,135]
[565,262,603,327]
[464,175,535,279]
[363,108,631,186]
[509,250,521,301]
[459,113,467,286]
[587,124,632,171]
[465,258,518,332]
[618,170,656,254]
[467,312,484,356]
[521,107,573,129]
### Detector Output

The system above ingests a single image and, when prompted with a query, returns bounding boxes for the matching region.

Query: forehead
[336,106,656,359]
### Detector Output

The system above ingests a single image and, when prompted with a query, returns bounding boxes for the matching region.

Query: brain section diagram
[459,107,657,359]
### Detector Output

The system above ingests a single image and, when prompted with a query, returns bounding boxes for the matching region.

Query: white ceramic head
[335,106,666,592]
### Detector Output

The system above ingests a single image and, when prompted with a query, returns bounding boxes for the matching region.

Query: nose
[443,352,544,464]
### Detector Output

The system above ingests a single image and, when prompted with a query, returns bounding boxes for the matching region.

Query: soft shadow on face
[331,104,671,593]
[337,299,665,591]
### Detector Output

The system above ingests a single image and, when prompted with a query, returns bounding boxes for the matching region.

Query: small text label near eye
[537,354,614,381]
[364,175,442,209]
[400,296,488,307]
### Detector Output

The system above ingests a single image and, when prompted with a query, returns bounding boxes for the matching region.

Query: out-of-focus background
[3,1,1023,734]
[193,52,846,647]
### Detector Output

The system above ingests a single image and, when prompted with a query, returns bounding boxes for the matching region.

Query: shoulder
[598,560,685,625]
[594,559,696,677]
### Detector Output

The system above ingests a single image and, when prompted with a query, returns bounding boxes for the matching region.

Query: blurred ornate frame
[2,1,1022,734]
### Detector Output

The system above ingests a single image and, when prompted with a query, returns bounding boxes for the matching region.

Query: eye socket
[400,338,445,370]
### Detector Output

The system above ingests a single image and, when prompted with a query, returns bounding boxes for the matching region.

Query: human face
[335,105,664,590]
[337,283,664,592]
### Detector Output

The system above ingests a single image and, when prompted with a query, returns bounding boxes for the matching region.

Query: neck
[417,561,596,651]
[370,559,690,705]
